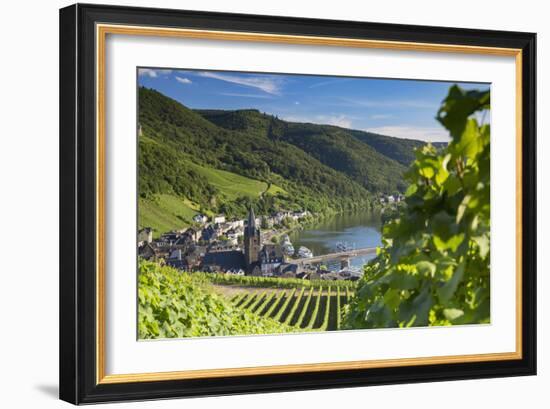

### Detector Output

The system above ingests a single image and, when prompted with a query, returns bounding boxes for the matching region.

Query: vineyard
[196,272,358,289]
[138,259,357,338]
[229,286,354,331]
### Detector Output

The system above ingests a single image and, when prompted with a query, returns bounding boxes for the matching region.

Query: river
[288,211,382,270]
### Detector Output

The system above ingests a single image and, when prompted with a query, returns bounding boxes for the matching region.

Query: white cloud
[282,114,353,129]
[322,115,353,129]
[175,76,192,85]
[219,92,273,99]
[139,68,157,78]
[365,126,450,142]
[138,68,172,78]
[332,97,438,110]
[309,78,352,89]
[198,71,283,95]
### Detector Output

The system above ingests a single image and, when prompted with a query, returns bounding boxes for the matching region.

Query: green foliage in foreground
[344,86,491,329]
[138,259,296,339]
[197,271,358,289]
[138,259,353,338]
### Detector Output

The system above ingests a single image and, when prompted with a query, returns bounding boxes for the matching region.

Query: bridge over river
[288,246,378,267]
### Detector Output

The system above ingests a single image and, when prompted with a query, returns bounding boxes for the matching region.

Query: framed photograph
[59,3,536,404]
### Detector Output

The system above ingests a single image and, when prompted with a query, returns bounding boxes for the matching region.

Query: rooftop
[202,250,246,271]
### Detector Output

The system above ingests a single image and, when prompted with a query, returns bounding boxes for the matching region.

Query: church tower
[244,207,261,268]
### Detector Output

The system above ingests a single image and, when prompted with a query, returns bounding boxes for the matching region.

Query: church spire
[248,207,256,230]
[244,206,260,269]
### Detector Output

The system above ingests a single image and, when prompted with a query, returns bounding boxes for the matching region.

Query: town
[138,208,368,281]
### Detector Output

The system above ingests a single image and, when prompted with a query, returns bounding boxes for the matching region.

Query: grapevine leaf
[473,235,490,259]
[437,263,465,304]
[437,85,490,138]
[443,308,464,321]
[416,261,436,277]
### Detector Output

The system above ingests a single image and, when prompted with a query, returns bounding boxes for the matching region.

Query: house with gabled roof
[259,244,284,276]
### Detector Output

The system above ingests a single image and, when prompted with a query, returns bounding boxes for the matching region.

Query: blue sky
[138,68,489,142]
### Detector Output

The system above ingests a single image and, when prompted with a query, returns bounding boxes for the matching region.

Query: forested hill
[198,109,429,168]
[348,130,426,166]
[138,87,432,231]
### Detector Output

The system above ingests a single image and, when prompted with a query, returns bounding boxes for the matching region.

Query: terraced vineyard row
[230,287,354,332]
[200,272,358,289]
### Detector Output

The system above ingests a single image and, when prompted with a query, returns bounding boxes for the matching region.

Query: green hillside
[348,130,448,166]
[138,87,420,235]
[197,109,410,192]
[138,164,287,235]
[186,161,286,200]
[348,130,426,166]
[139,194,200,237]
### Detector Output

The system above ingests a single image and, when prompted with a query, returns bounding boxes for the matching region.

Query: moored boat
[336,241,354,252]
[297,246,313,258]
[282,242,295,256]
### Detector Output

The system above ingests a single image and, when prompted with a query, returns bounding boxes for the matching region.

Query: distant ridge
[196,108,444,166]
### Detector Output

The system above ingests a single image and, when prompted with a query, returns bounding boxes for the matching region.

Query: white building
[213,215,226,224]
[292,210,308,219]
[228,219,245,229]
[193,214,208,224]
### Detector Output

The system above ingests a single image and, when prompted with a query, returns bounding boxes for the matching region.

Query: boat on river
[336,241,355,252]
[297,246,313,258]
[338,266,364,280]
[282,242,295,256]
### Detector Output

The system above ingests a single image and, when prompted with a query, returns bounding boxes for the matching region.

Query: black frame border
[59,3,536,404]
